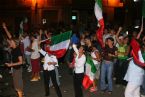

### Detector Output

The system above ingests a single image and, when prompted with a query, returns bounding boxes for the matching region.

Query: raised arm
[38,29,42,42]
[37,29,43,50]
[115,27,122,45]
[72,44,79,55]
[39,30,51,43]
[39,49,47,56]
[45,30,49,39]
[2,22,12,39]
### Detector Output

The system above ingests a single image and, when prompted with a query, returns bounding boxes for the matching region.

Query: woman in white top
[72,44,86,97]
[30,35,40,81]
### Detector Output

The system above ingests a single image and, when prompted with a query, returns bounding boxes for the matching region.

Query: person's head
[91,34,97,41]
[104,28,108,35]
[106,37,114,47]
[123,36,129,44]
[8,38,19,49]
[119,35,124,44]
[91,45,97,52]
[110,29,116,35]
[80,34,85,39]
[31,34,37,41]
[24,17,28,23]
[22,33,28,38]
[132,31,137,38]
[78,45,85,54]
[84,37,91,45]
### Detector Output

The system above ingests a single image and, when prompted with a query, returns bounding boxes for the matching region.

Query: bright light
[134,26,140,28]
[134,0,139,2]
[108,0,119,7]
[42,19,46,24]
[31,0,37,7]
[72,16,77,20]
[126,31,128,35]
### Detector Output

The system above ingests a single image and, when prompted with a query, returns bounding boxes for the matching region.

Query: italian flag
[131,1,145,67]
[131,38,145,67]
[83,55,97,89]
[95,0,105,48]
[45,31,72,58]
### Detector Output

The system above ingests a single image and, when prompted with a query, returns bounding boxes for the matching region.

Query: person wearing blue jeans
[100,37,117,94]
[100,60,113,92]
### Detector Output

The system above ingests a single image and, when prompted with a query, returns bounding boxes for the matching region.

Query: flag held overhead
[94,0,105,48]
[45,31,72,58]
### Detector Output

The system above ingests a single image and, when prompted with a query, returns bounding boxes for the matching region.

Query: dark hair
[85,36,91,40]
[77,44,86,52]
[106,37,114,42]
[31,34,37,39]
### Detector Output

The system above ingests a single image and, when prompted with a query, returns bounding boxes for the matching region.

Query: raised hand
[5,63,13,67]
[140,19,143,33]
[118,27,123,32]
[2,22,6,29]
[39,29,43,35]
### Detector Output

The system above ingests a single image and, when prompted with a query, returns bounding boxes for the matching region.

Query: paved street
[0,64,125,97]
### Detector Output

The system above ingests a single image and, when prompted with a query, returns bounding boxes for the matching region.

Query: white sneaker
[27,66,32,72]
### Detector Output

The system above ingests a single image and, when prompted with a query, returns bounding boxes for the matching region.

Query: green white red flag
[94,0,105,48]
[45,31,72,58]
[83,55,97,89]
[131,38,145,67]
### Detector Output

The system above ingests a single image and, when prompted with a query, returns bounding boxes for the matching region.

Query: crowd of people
[0,18,145,97]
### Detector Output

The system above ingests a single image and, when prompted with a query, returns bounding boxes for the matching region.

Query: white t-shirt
[39,49,58,71]
[73,44,86,74]
[31,39,40,59]
[21,36,31,55]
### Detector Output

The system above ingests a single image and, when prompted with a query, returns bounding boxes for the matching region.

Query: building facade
[0,0,72,32]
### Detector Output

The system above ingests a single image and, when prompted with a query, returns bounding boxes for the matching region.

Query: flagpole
[142,16,143,27]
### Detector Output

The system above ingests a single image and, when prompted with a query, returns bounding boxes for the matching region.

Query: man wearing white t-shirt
[21,34,31,72]
[39,49,62,97]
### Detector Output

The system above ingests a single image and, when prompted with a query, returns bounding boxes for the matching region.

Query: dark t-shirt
[103,45,117,61]
[85,46,92,54]
[11,47,22,69]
